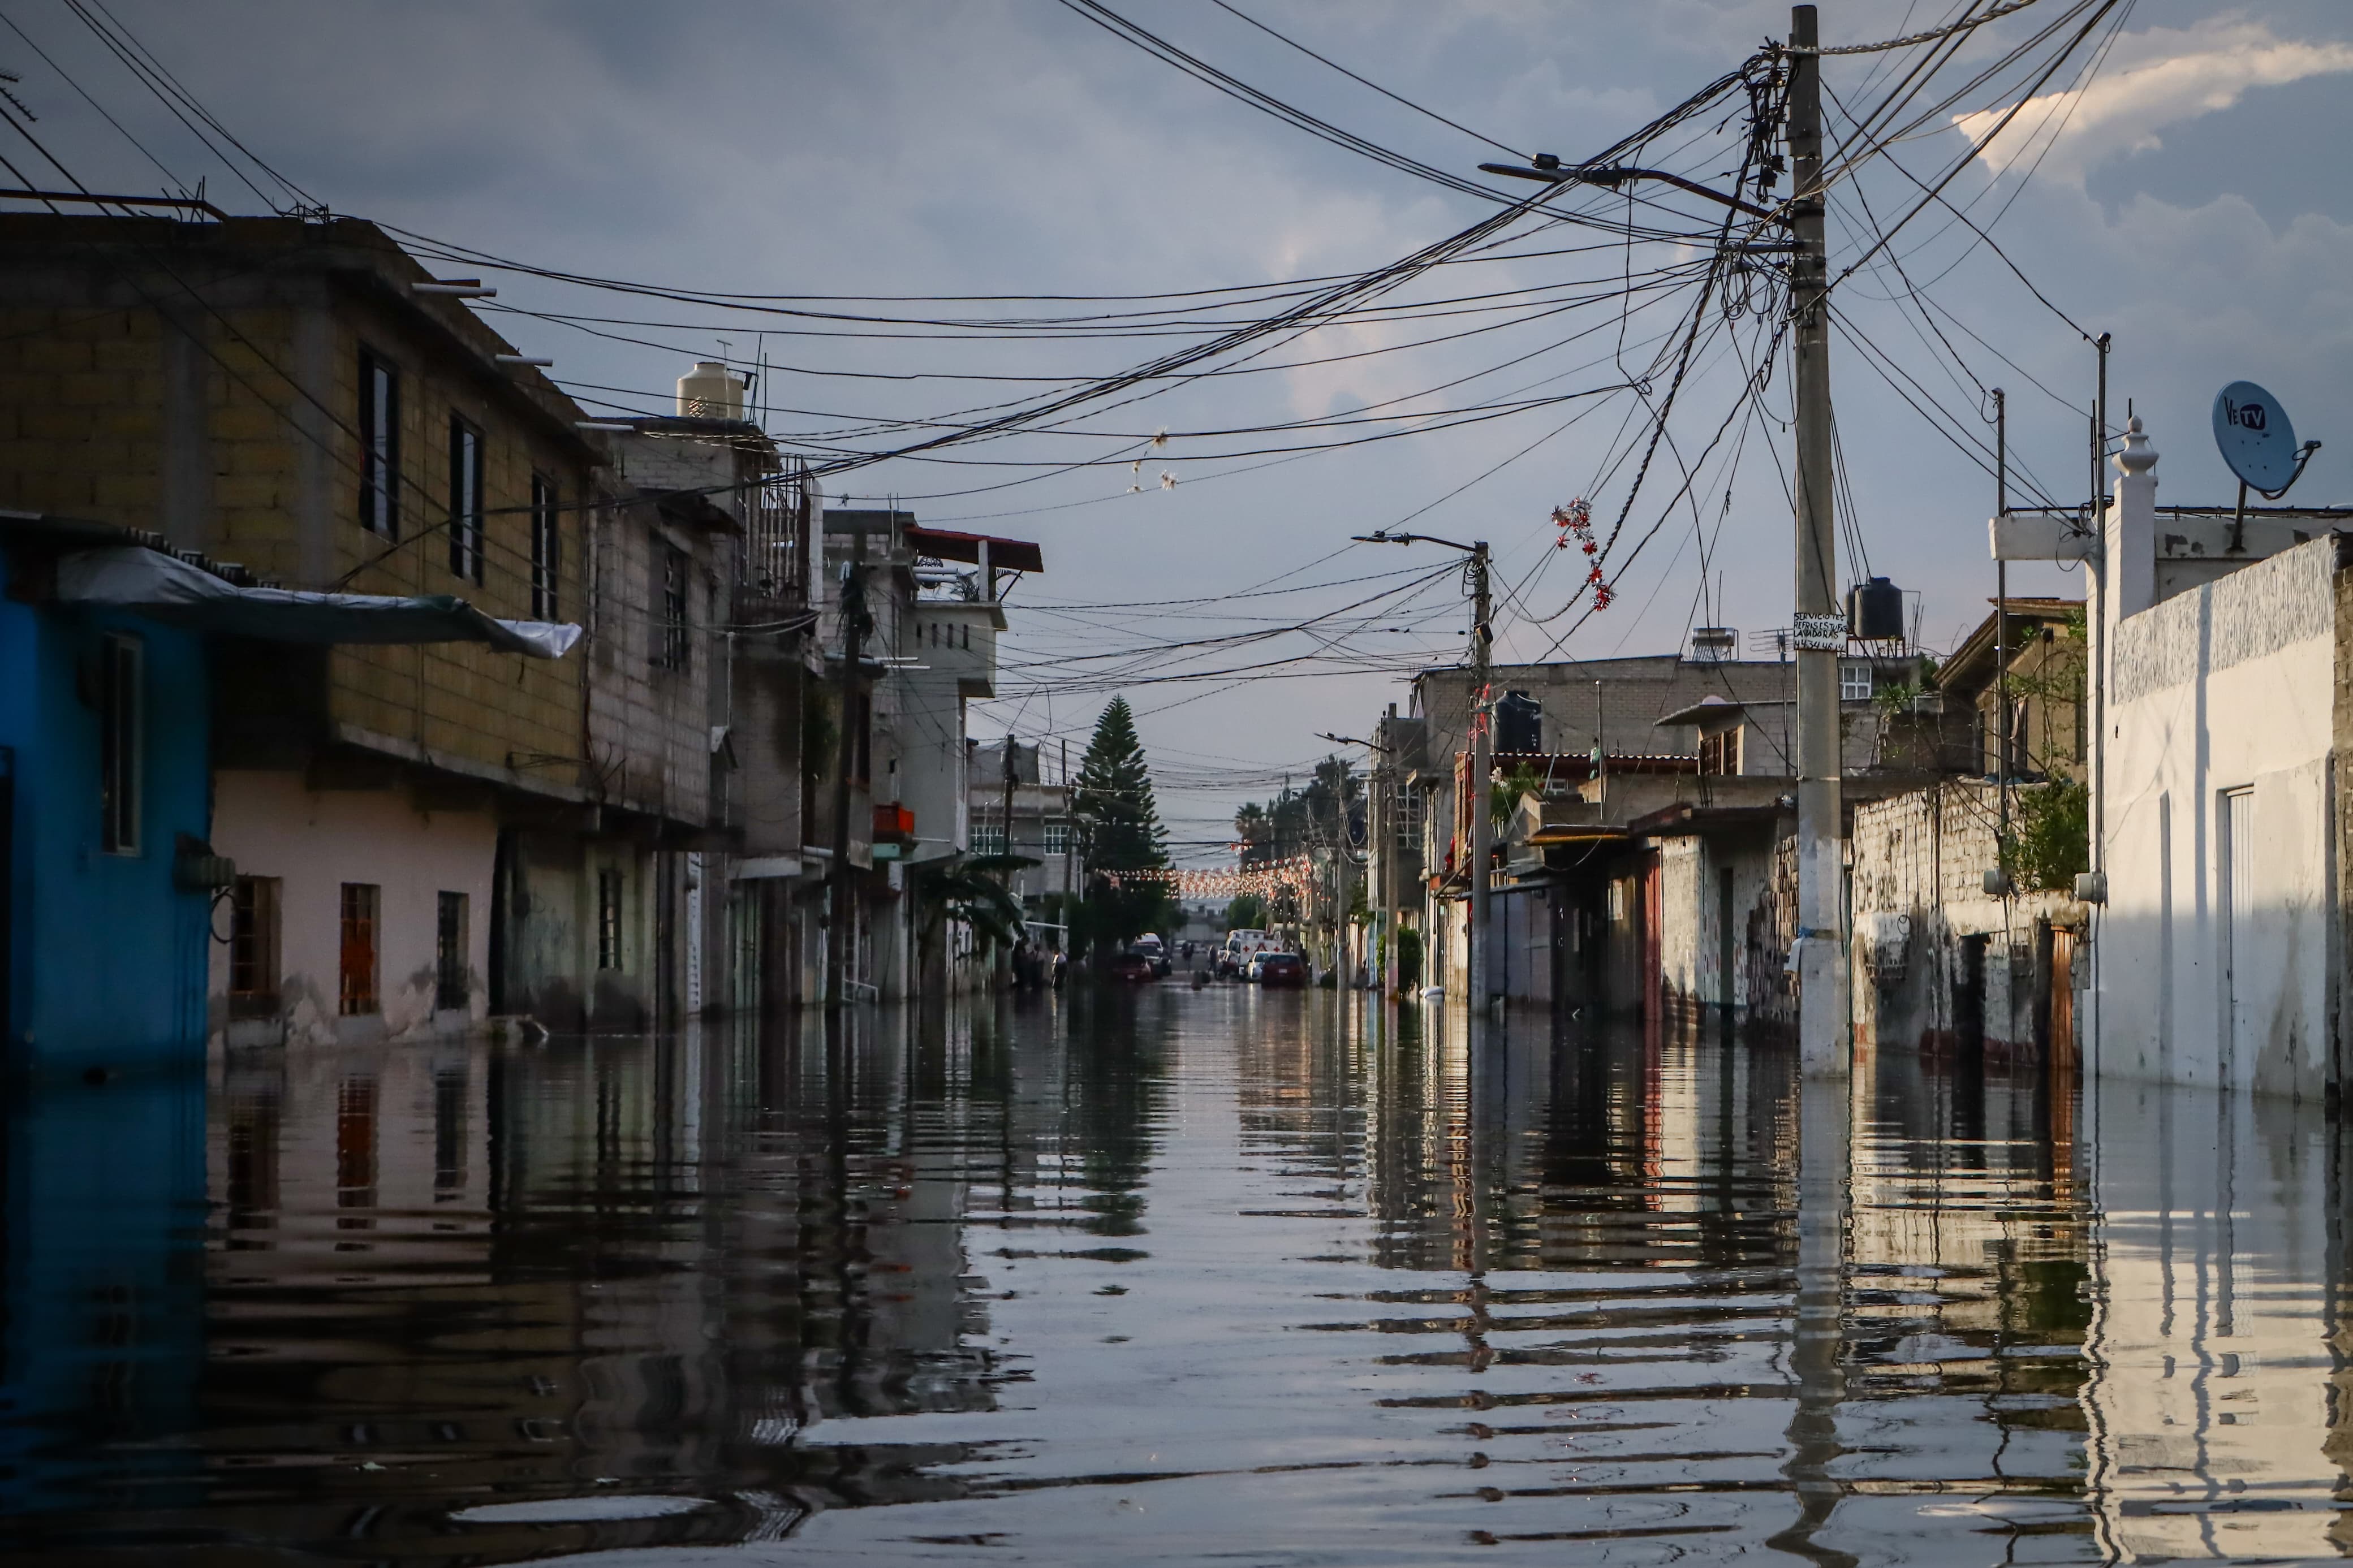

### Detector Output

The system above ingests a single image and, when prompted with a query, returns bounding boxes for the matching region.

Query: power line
[1204,0,1523,158]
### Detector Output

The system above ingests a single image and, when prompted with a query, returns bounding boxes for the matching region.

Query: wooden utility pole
[1789,3,1847,1075]
[825,530,871,1009]
[1467,541,1493,1010]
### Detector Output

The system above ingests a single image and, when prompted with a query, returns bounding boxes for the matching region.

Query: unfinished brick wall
[0,218,599,797]
[1848,781,2078,1057]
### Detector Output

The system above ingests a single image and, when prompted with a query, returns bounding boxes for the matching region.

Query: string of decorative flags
[1096,856,1318,900]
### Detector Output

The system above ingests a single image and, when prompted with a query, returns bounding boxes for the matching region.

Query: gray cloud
[10,0,2352,834]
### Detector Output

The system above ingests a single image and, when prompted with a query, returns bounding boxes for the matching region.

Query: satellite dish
[2213,380,2300,492]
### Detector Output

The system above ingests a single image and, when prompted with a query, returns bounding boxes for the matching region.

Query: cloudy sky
[10,1,2352,857]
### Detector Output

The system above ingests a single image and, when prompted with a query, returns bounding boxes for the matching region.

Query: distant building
[967,737,1076,947]
[1932,597,2085,781]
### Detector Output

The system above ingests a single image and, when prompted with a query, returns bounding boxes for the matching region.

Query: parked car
[1244,951,1272,983]
[1134,933,1171,977]
[1107,949,1157,983]
[1257,952,1309,988]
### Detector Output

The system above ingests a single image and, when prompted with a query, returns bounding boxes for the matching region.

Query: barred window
[530,474,559,619]
[447,415,485,584]
[654,546,691,671]
[358,350,399,537]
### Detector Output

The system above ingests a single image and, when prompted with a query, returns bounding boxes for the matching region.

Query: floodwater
[3,992,2350,1565]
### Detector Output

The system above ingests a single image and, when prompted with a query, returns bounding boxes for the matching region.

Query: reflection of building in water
[2081,1081,2348,1561]
[0,1072,206,1515]
[197,1017,998,1535]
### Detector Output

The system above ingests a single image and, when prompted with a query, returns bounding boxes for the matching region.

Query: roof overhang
[53,546,580,657]
[904,525,1044,574]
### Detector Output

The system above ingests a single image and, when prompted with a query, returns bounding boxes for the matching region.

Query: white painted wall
[208,770,495,1046]
[2101,535,2337,1096]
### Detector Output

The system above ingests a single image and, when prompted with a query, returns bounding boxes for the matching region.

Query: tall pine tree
[1072,697,1171,947]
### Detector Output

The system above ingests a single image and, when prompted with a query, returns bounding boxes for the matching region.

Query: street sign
[2213,381,2299,492]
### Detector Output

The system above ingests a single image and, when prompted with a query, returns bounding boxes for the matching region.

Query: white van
[1223,928,1273,971]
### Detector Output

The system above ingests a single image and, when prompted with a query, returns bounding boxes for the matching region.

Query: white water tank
[678,360,744,420]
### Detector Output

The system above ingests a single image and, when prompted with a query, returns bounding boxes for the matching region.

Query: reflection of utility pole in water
[1768,1065,1856,1566]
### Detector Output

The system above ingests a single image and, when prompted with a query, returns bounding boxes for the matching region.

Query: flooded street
[3,991,2348,1564]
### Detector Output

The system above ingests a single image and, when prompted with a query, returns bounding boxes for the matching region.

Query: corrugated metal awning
[55,547,581,658]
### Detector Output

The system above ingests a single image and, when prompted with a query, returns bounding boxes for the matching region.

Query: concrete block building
[0,213,600,1048]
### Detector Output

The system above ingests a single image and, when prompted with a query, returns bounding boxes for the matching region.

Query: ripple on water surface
[2,990,2330,1563]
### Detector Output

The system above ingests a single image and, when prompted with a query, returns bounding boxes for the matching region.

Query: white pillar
[2106,416,2158,627]
[2088,416,2156,1082]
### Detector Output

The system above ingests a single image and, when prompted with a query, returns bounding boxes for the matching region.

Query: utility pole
[1467,541,1493,1011]
[2088,332,2110,1069]
[1000,733,1020,985]
[1789,3,1847,1075]
[1060,737,1073,917]
[1995,386,2010,847]
[1352,528,1492,1007]
[825,529,872,1010]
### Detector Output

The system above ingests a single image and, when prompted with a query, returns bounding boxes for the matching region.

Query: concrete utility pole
[1995,386,2010,844]
[1788,3,1847,1076]
[825,530,872,1010]
[1001,732,1021,986]
[1467,541,1493,1010]
[1353,528,1491,1005]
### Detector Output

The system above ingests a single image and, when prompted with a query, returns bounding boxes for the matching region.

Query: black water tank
[1847,576,1904,641]
[1496,690,1543,754]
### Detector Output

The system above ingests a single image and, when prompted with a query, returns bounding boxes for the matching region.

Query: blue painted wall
[0,543,213,1072]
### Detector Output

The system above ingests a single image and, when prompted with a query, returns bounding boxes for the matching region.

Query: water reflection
[0,994,2348,1561]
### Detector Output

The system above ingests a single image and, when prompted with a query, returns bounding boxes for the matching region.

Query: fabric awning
[55,547,583,658]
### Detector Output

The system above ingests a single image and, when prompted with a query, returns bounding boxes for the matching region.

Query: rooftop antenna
[2213,379,2323,552]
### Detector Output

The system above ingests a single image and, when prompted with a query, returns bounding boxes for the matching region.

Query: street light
[1355,530,1495,1012]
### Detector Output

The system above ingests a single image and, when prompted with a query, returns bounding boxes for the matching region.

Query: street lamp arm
[1352,528,1480,555]
[1479,160,1776,222]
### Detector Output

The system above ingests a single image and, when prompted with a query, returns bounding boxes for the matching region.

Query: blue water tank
[1847,577,1904,642]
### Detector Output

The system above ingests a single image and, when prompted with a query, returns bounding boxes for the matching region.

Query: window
[229,876,281,1019]
[359,350,399,537]
[1840,662,1873,702]
[339,883,380,1015]
[97,633,142,854]
[447,416,485,583]
[530,473,559,619]
[597,868,623,970]
[1698,728,1742,777]
[972,820,1007,857]
[435,891,468,1012]
[1044,821,1071,855]
[654,545,690,671]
